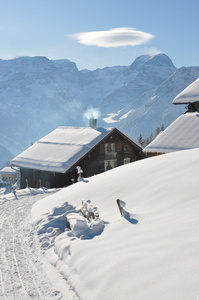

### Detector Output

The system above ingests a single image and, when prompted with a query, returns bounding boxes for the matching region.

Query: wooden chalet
[144,78,199,155]
[11,121,145,189]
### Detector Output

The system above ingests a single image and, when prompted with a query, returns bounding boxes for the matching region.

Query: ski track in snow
[0,191,79,300]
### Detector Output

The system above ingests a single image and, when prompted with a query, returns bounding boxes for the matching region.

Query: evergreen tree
[138,124,165,147]
[161,124,164,131]
[150,132,153,142]
[137,134,145,146]
[146,137,150,145]
[154,127,161,138]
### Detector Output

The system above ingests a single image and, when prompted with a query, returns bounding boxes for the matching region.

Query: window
[124,158,131,164]
[104,159,117,171]
[105,143,115,154]
[123,145,130,153]
[116,143,122,152]
[99,144,105,154]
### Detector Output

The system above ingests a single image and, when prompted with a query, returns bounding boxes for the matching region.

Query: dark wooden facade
[20,129,145,189]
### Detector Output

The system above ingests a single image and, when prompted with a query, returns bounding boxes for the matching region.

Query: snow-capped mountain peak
[129,53,176,72]
[1,53,199,167]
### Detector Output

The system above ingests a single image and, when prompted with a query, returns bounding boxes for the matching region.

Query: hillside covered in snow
[1,148,199,299]
[28,148,199,300]
[1,53,199,166]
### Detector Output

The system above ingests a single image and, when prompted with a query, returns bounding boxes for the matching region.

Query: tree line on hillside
[137,125,164,147]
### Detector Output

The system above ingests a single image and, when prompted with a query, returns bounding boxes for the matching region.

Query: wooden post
[116,199,123,216]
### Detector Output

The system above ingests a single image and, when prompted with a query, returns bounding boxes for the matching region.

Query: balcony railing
[105,152,117,159]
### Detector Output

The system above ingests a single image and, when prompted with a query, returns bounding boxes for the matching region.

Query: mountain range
[1,53,199,168]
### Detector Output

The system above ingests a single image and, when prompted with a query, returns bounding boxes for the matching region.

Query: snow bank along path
[0,188,79,300]
[31,149,199,300]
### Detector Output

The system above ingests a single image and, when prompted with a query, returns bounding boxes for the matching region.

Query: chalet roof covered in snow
[143,111,199,153]
[173,78,199,104]
[11,126,115,173]
[0,166,17,174]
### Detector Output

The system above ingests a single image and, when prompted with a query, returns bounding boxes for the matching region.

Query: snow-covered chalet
[11,120,145,188]
[144,78,199,155]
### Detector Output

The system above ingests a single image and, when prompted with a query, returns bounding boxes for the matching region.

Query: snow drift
[31,149,199,300]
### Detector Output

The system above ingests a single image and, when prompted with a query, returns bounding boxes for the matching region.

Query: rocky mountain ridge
[0,53,199,167]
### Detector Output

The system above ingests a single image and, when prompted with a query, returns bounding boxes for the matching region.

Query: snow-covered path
[0,189,79,300]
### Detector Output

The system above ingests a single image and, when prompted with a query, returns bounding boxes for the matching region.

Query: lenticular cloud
[69,27,155,48]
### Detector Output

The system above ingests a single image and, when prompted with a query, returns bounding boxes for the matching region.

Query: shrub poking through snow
[66,212,104,240]
[65,199,103,239]
[80,199,99,221]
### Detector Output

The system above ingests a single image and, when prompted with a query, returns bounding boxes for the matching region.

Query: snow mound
[32,198,105,252]
[31,149,199,300]
[67,212,104,239]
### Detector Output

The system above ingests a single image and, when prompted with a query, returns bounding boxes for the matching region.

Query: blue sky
[0,0,199,70]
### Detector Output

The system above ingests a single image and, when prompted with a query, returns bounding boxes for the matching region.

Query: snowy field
[1,149,199,299]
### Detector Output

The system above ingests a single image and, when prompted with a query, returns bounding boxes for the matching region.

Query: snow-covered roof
[144,111,199,153]
[0,166,17,174]
[11,126,114,173]
[173,78,199,104]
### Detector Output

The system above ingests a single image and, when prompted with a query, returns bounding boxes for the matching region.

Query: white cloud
[69,27,155,48]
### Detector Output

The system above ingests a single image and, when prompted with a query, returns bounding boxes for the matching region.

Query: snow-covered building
[11,124,145,189]
[0,166,18,183]
[144,78,199,155]
[173,77,199,108]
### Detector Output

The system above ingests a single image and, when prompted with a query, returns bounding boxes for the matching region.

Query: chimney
[89,118,97,128]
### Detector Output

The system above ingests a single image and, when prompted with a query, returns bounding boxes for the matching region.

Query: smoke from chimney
[84,107,100,128]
